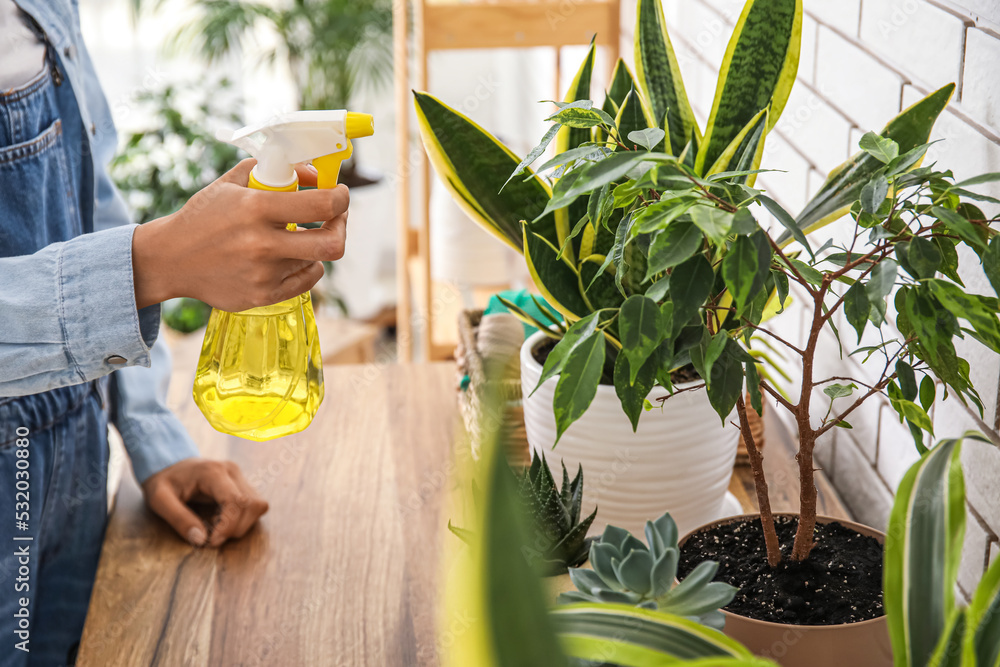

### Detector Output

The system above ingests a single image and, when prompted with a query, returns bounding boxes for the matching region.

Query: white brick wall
[625,0,1000,594]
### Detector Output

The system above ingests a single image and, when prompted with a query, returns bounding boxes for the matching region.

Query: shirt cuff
[119,412,201,484]
[59,225,160,380]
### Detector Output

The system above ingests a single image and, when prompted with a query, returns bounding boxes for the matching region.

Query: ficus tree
[415,0,1000,566]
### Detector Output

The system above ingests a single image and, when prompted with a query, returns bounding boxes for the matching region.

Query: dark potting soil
[677,516,884,626]
[532,338,701,386]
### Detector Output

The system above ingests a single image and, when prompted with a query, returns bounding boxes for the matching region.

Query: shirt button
[63,45,75,60]
[90,123,97,136]
[106,355,128,365]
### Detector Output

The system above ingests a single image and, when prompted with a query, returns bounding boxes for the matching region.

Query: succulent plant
[449,451,597,576]
[559,513,737,630]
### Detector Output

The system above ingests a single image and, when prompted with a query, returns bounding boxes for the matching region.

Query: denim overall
[0,24,110,667]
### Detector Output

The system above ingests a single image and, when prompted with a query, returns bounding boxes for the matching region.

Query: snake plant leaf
[964,548,1000,667]
[705,107,769,184]
[556,38,597,155]
[553,331,606,442]
[785,83,955,244]
[553,604,757,663]
[696,0,801,175]
[884,437,966,667]
[558,39,598,262]
[604,58,638,118]
[440,385,567,667]
[634,0,698,155]
[414,91,558,252]
[615,88,657,151]
[928,609,967,667]
[523,227,590,319]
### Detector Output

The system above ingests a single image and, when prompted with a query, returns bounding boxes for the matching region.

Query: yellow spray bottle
[193,110,375,441]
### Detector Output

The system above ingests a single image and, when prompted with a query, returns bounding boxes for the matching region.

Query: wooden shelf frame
[394,0,621,361]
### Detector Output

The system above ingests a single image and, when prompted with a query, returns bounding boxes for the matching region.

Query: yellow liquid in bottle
[193,293,324,441]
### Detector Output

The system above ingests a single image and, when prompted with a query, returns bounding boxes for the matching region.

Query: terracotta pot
[679,513,892,667]
[520,331,739,538]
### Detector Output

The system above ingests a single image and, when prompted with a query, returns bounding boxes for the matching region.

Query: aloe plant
[450,451,597,576]
[559,514,737,630]
[440,382,774,667]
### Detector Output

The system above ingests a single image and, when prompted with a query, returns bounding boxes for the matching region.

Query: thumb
[147,488,208,546]
[218,158,258,186]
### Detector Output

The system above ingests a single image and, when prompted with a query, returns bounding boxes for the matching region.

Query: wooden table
[78,363,848,666]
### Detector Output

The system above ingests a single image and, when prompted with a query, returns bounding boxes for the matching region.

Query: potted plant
[443,387,1000,667]
[415,0,804,537]
[132,0,392,188]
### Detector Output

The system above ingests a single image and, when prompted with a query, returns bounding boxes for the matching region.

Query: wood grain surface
[78,363,457,667]
[78,362,848,666]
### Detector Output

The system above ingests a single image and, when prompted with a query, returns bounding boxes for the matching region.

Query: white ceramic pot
[520,330,740,538]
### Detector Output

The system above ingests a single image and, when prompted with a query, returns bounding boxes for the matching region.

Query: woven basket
[456,309,530,467]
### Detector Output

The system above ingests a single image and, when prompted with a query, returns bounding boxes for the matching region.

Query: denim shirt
[0,0,199,482]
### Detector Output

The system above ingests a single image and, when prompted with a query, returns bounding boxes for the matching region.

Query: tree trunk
[737,396,782,566]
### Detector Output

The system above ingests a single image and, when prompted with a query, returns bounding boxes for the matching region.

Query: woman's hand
[142,457,269,547]
[132,158,349,311]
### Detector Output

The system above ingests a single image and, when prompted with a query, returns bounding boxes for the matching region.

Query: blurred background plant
[111,76,242,333]
[131,0,393,188]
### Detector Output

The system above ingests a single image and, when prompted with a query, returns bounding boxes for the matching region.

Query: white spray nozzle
[217,110,373,189]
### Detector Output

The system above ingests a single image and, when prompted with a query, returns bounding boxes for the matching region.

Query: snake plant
[415,0,956,447]
[559,514,737,630]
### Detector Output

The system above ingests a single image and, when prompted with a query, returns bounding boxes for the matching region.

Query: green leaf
[523,229,591,320]
[645,221,704,279]
[553,604,758,664]
[615,88,656,151]
[629,128,666,151]
[669,255,715,337]
[954,171,1000,188]
[620,295,664,384]
[965,550,1000,667]
[759,194,814,259]
[503,123,560,191]
[885,437,966,667]
[615,351,658,431]
[896,360,918,401]
[553,332,607,442]
[703,331,730,386]
[634,0,698,155]
[415,91,558,252]
[722,232,771,317]
[919,375,937,413]
[549,107,608,129]
[706,339,745,422]
[859,131,900,163]
[933,205,989,253]
[843,281,871,343]
[695,0,801,174]
[926,279,1000,353]
[894,399,934,433]
[788,84,955,243]
[646,276,670,302]
[860,173,889,213]
[866,259,898,314]
[823,382,856,399]
[534,312,601,395]
[690,205,735,245]
[984,236,1000,299]
[556,41,597,156]
[898,237,942,280]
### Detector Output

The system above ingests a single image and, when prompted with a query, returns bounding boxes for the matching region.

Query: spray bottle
[193,110,375,441]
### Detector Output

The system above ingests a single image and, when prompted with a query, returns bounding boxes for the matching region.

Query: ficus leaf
[619,295,664,384]
[859,131,899,163]
[553,332,607,442]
